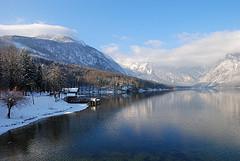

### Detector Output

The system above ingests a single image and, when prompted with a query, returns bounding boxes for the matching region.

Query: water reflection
[1,90,240,161]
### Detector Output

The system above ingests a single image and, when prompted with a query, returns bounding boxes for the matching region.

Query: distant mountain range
[123,53,240,87]
[123,62,205,85]
[0,35,125,74]
[199,53,240,87]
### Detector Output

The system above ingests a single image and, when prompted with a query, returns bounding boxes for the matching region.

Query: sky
[1,0,240,67]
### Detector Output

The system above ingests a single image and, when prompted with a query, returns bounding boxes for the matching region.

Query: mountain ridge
[123,62,205,85]
[0,35,125,74]
[199,53,240,87]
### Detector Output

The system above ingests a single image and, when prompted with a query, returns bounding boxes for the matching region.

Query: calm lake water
[1,90,240,161]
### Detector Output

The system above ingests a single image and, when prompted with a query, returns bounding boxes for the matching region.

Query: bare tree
[44,64,65,101]
[1,90,24,119]
[0,46,24,90]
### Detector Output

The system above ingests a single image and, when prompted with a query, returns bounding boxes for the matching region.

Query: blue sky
[1,0,240,48]
[1,0,240,67]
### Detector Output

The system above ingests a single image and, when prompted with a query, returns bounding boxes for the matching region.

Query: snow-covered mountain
[124,53,240,86]
[123,62,205,85]
[0,35,125,73]
[199,53,240,87]
[36,35,78,43]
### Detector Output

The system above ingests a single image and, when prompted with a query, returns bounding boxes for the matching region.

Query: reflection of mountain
[113,90,240,147]
[198,90,240,122]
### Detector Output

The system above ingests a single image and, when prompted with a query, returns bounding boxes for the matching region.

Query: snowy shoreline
[0,94,88,136]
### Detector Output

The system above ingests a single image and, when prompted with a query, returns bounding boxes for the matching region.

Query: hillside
[0,35,125,73]
[37,58,172,90]
[0,45,172,91]
[199,53,240,87]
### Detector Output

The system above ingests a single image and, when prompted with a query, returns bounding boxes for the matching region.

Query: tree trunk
[54,92,57,102]
[31,92,35,104]
[7,106,11,119]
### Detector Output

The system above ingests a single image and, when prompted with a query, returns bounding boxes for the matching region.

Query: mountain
[0,35,125,73]
[123,62,205,85]
[199,53,240,87]
[124,52,240,87]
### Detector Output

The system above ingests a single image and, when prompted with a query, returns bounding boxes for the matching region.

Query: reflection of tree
[0,124,37,156]
[0,115,71,160]
[35,116,71,142]
[0,92,170,160]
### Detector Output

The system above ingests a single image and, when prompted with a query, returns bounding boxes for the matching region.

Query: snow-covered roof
[69,88,79,92]
[62,88,79,93]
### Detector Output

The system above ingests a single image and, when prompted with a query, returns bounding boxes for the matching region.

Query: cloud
[101,43,135,65]
[102,42,167,66]
[101,43,119,54]
[169,31,240,66]
[102,30,240,67]
[176,32,208,43]
[0,23,76,37]
[144,40,163,48]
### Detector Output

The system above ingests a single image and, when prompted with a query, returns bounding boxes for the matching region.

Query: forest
[0,46,170,93]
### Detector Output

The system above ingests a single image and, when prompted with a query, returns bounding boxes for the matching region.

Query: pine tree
[35,65,43,92]
[21,52,37,92]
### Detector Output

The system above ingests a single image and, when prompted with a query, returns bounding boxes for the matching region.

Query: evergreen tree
[20,52,37,92]
[35,65,43,92]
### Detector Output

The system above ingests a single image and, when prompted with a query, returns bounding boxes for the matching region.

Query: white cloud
[0,23,76,37]
[101,43,135,65]
[176,32,207,43]
[144,39,163,48]
[102,30,240,67]
[169,31,240,66]
[101,43,119,54]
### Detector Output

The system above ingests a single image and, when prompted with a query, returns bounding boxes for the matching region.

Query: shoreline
[0,95,88,136]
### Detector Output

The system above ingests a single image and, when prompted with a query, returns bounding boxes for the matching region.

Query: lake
[1,90,240,161]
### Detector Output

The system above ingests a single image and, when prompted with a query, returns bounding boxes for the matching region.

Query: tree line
[0,46,65,93]
[0,46,170,93]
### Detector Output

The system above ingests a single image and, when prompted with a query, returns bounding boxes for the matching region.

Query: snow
[126,62,153,74]
[68,88,79,93]
[123,62,205,85]
[0,94,88,136]
[0,35,125,74]
[62,88,79,93]
[199,53,240,86]
[36,35,77,43]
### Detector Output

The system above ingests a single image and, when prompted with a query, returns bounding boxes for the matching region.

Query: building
[62,88,79,96]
